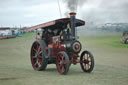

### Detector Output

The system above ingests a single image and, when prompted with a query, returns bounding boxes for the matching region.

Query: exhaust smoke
[63,0,87,14]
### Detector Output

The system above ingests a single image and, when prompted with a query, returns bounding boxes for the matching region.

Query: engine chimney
[69,12,76,39]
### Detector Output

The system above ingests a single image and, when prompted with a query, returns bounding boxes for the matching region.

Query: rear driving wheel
[80,50,94,72]
[31,41,47,71]
[56,51,70,75]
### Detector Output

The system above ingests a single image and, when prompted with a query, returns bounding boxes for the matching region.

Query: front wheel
[56,51,70,75]
[80,50,94,73]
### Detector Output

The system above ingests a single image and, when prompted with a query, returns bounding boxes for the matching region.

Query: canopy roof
[26,18,85,32]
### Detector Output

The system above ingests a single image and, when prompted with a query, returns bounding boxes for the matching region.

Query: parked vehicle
[123,31,128,36]
[121,36,128,44]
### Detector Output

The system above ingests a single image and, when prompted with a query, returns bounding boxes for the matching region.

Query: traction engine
[28,12,94,75]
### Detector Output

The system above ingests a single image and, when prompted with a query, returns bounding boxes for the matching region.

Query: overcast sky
[0,0,128,27]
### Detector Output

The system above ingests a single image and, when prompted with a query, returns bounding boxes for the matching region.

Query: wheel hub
[35,52,40,58]
[35,53,38,57]
[84,60,89,64]
[60,61,63,65]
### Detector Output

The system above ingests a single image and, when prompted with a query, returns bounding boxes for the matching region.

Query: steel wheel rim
[56,53,67,74]
[31,42,43,70]
[80,52,92,72]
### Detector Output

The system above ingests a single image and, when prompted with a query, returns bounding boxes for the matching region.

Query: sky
[0,0,128,27]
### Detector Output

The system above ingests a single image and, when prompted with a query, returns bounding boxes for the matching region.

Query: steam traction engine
[27,13,94,75]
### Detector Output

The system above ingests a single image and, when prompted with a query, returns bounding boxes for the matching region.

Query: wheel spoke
[32,57,37,61]
[87,54,89,60]
[59,62,63,68]
[37,60,41,67]
[62,57,66,64]
[89,62,91,65]
[61,66,65,73]
[88,57,91,62]
[63,61,66,65]
[35,59,41,67]
[86,54,88,59]
[86,64,89,70]
[33,48,37,53]
[37,46,41,54]
[32,56,37,59]
[38,58,42,63]
[84,64,87,70]
[39,50,42,55]
[58,55,62,61]
[34,60,38,67]
[83,63,86,68]
[84,55,86,60]
[87,64,90,69]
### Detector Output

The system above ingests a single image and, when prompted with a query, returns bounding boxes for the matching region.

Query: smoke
[81,0,128,27]
[63,0,87,12]
[78,0,128,35]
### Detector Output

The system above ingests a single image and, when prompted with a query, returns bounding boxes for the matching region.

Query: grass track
[0,32,128,85]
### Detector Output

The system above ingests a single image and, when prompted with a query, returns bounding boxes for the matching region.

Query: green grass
[0,32,128,85]
[80,34,128,48]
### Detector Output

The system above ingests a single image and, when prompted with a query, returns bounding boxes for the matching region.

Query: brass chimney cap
[69,12,76,16]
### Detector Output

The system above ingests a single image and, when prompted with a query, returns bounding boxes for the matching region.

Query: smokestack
[69,12,76,39]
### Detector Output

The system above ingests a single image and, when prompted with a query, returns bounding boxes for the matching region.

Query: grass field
[0,32,128,85]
